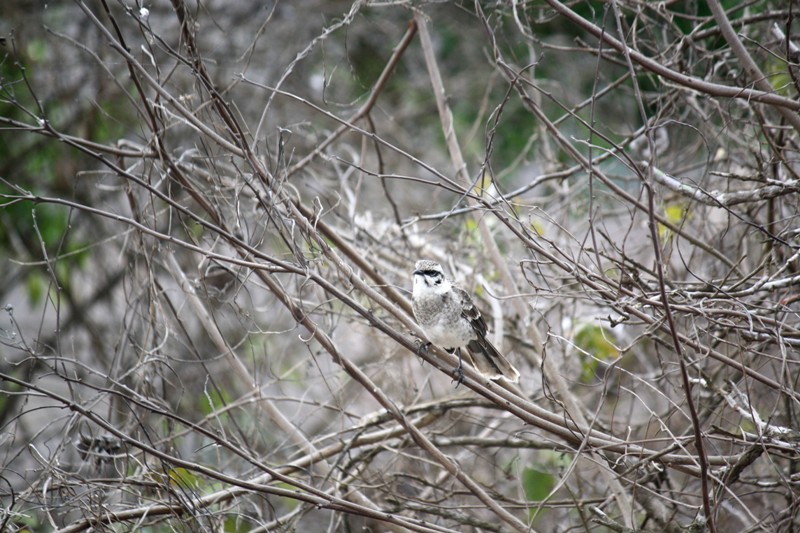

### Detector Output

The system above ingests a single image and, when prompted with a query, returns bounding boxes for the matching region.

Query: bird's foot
[451,360,465,388]
[417,341,431,357]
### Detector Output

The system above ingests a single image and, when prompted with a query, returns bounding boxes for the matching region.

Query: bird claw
[417,341,431,357]
[451,361,465,388]
[417,343,465,387]
[448,347,465,387]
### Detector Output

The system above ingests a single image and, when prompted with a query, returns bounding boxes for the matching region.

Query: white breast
[423,319,475,349]
[412,280,477,349]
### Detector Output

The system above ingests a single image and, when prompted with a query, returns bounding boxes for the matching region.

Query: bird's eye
[425,272,443,284]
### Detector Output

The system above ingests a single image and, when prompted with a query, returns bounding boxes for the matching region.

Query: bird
[411,259,520,385]
[197,262,240,305]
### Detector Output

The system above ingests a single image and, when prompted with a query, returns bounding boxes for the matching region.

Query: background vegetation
[1,1,799,531]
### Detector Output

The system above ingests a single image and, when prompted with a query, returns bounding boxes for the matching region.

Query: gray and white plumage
[411,260,520,383]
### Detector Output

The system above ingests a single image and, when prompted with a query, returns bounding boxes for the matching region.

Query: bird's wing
[455,287,521,383]
[454,286,488,337]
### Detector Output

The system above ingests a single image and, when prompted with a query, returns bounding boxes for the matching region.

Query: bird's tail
[466,338,520,383]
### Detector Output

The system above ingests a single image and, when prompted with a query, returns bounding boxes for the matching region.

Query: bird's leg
[415,341,432,368]
[449,348,464,387]
[417,341,431,356]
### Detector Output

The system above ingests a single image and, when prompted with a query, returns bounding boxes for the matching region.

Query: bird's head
[412,260,450,295]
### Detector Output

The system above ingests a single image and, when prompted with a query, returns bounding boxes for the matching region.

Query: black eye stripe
[422,270,441,276]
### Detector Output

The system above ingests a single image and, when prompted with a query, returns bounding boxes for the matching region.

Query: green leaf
[168,467,202,489]
[186,220,204,240]
[472,172,494,197]
[276,481,300,510]
[574,324,619,383]
[529,218,545,237]
[224,515,253,533]
[658,203,686,243]
[26,39,49,62]
[25,271,46,305]
[201,387,231,417]
[522,467,555,502]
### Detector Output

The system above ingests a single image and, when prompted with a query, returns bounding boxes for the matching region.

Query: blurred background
[1,1,799,531]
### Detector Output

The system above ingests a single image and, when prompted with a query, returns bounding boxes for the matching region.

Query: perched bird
[197,262,240,305]
[411,259,520,384]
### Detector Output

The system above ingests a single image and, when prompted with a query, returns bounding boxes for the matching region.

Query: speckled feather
[411,260,520,383]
